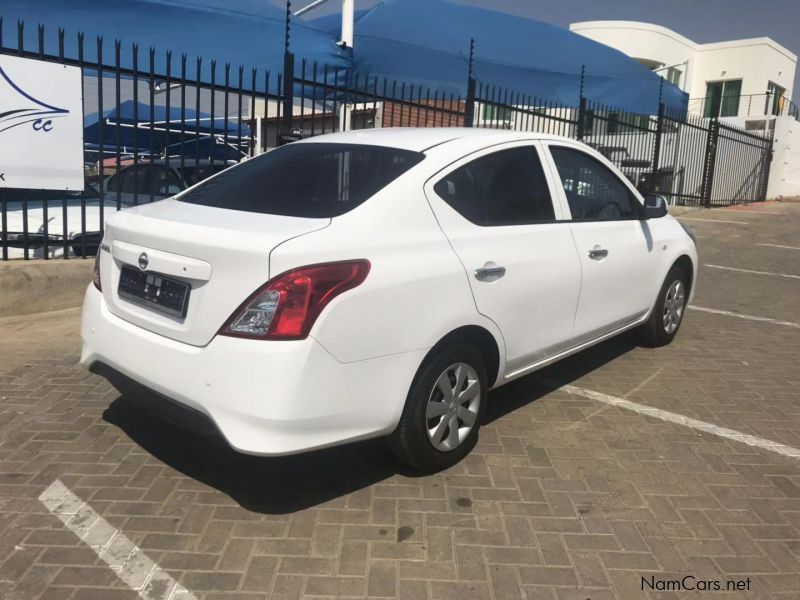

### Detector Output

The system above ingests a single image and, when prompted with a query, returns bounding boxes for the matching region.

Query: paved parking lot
[1,203,799,600]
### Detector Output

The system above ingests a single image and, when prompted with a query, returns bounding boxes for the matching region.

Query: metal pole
[464,38,476,128]
[576,65,586,140]
[282,1,295,135]
[700,118,719,208]
[294,0,330,16]
[341,0,354,48]
[295,0,354,48]
[650,102,665,193]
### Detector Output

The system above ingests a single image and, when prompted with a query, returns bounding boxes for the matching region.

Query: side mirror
[642,194,668,219]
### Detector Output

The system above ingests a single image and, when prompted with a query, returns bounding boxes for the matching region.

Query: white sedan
[81,128,697,470]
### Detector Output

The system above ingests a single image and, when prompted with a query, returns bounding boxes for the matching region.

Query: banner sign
[0,54,84,190]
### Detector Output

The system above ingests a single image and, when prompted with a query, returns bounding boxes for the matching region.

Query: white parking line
[688,305,800,329]
[555,383,800,459]
[757,243,800,251]
[39,480,196,600]
[705,264,800,280]
[624,368,663,398]
[677,217,748,225]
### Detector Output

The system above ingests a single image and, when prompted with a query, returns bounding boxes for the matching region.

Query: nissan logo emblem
[138,252,149,271]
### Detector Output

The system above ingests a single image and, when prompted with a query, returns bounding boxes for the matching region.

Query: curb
[667,205,700,217]
[0,259,92,319]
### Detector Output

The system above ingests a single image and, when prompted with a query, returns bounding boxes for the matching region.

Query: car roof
[296,127,573,153]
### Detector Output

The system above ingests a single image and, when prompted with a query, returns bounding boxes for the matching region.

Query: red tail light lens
[220,260,370,340]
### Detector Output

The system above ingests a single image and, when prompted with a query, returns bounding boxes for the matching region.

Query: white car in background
[2,160,231,259]
[81,128,697,470]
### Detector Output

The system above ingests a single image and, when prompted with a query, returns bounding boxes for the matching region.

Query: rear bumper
[80,285,425,455]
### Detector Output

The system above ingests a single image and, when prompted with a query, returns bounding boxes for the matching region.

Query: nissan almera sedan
[81,128,697,470]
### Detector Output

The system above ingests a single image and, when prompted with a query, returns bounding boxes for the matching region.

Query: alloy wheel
[662,279,686,334]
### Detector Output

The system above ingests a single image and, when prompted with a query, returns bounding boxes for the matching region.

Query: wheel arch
[673,254,695,296]
[425,325,502,388]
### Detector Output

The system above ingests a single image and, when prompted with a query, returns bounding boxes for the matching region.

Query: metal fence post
[0,190,7,261]
[700,118,719,208]
[281,1,295,137]
[576,65,586,140]
[576,97,587,141]
[648,102,665,193]
[758,130,775,202]
[463,38,476,127]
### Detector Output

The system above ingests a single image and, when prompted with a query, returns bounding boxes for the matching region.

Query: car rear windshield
[178,142,424,217]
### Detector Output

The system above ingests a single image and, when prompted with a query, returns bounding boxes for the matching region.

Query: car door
[425,142,582,376]
[544,142,659,345]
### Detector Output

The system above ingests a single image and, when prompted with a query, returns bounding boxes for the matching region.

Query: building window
[768,81,786,116]
[482,104,512,122]
[666,67,682,87]
[704,80,742,118]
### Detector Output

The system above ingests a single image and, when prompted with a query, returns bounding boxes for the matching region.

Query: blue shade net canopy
[3,0,686,116]
[2,0,349,88]
[83,100,251,162]
[309,0,687,116]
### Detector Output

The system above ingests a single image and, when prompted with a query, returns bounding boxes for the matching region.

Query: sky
[281,0,800,97]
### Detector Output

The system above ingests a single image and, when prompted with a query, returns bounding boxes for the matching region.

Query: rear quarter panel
[267,171,506,368]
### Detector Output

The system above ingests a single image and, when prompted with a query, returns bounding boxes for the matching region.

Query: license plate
[118,265,190,318]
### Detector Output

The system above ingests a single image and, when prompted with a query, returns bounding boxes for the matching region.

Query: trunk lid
[102,199,330,346]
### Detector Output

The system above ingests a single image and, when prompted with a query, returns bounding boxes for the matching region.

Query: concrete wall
[767,116,800,199]
[0,259,93,318]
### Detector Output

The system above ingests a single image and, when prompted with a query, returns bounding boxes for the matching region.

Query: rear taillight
[220,260,370,340]
[93,250,102,291]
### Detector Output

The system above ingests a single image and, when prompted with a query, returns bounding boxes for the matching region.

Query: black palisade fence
[0,17,774,260]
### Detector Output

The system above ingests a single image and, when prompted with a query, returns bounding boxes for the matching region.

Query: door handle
[474,263,506,282]
[588,247,609,260]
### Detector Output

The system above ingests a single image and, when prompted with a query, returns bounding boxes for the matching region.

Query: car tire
[638,265,688,347]
[388,344,487,471]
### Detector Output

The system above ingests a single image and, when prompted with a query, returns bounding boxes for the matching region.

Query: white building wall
[768,116,800,199]
[570,22,695,92]
[569,21,797,104]
[691,42,796,100]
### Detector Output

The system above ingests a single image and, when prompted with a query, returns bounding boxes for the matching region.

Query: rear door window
[179,143,424,217]
[433,146,556,225]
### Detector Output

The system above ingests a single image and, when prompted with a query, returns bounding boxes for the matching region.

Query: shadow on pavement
[103,330,638,514]
[104,397,415,515]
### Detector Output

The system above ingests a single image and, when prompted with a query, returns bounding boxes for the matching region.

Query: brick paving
[0,204,799,599]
